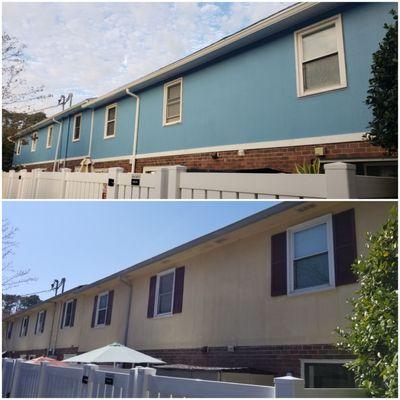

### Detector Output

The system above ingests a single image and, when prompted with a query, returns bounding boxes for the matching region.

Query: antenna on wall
[51,278,66,295]
[57,93,73,111]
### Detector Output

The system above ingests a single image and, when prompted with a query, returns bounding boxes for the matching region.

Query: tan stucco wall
[128,202,394,350]
[4,304,55,353]
[3,202,395,355]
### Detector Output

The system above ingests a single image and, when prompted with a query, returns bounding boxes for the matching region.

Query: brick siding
[144,344,353,377]
[20,140,388,173]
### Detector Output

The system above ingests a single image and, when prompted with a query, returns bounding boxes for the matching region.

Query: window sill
[72,139,80,143]
[288,284,335,297]
[93,323,106,328]
[163,120,181,127]
[153,312,173,319]
[103,135,116,140]
[298,83,347,98]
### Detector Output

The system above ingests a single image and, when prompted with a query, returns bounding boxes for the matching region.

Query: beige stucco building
[3,201,395,386]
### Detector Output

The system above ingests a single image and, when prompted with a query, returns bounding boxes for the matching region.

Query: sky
[2,1,291,113]
[3,201,276,300]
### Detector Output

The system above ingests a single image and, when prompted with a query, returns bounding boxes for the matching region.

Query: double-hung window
[31,133,38,152]
[16,139,21,155]
[155,269,175,316]
[20,316,29,337]
[295,15,347,96]
[287,214,334,294]
[35,310,46,334]
[63,300,74,328]
[104,105,117,138]
[47,126,53,148]
[163,78,182,126]
[95,292,109,326]
[73,114,82,142]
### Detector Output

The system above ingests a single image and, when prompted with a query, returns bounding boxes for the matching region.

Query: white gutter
[125,88,140,173]
[52,118,63,172]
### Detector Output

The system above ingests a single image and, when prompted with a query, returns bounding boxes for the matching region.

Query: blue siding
[90,96,136,159]
[13,2,396,166]
[137,2,395,154]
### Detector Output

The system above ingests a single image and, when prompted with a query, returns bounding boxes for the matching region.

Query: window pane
[303,53,340,91]
[294,252,329,290]
[305,363,355,388]
[158,293,172,314]
[97,309,106,325]
[106,121,115,136]
[159,273,174,294]
[166,103,180,119]
[167,84,181,101]
[294,223,327,259]
[108,107,116,121]
[302,25,337,62]
[99,294,108,309]
[65,303,72,325]
[75,116,81,129]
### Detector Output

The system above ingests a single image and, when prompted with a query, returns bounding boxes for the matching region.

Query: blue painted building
[11,2,397,175]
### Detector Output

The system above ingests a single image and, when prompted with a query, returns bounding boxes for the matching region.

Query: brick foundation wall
[20,140,388,173]
[144,344,353,377]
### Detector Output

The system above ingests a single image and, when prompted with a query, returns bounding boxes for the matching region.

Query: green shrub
[295,158,321,174]
[336,207,398,397]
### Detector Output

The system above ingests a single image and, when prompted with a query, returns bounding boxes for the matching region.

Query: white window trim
[103,104,117,139]
[46,126,53,148]
[94,291,109,327]
[36,310,45,335]
[300,359,353,388]
[21,316,29,337]
[163,78,183,127]
[294,14,347,97]
[16,139,21,155]
[31,133,38,152]
[154,268,176,317]
[286,214,335,296]
[72,113,82,142]
[62,299,74,328]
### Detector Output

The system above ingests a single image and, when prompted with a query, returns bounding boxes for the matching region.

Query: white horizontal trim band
[16,155,132,167]
[135,132,366,159]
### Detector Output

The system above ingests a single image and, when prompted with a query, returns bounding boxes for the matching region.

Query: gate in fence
[3,163,397,199]
[2,358,367,398]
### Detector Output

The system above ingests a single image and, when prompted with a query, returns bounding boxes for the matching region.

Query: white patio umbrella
[62,342,165,365]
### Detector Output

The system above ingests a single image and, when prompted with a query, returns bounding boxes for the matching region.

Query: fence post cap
[324,162,356,171]
[274,375,303,382]
[60,168,72,173]
[165,165,187,171]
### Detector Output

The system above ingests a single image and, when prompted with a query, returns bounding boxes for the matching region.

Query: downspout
[47,302,57,356]
[125,88,140,173]
[52,118,63,172]
[119,277,133,346]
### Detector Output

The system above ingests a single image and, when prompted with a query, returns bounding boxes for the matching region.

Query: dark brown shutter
[147,276,157,318]
[7,322,13,339]
[70,299,77,327]
[105,290,114,325]
[34,313,39,335]
[19,320,23,337]
[26,316,29,335]
[271,232,287,296]
[41,311,47,333]
[91,296,98,328]
[60,302,66,329]
[173,267,185,314]
[333,209,357,286]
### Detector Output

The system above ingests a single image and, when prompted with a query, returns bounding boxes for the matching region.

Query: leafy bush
[336,207,398,397]
[365,10,398,153]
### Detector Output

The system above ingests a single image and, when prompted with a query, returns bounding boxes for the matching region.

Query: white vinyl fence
[3,162,397,200]
[2,358,366,398]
